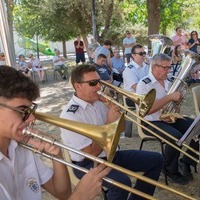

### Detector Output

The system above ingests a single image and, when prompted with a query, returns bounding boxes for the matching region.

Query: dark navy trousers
[143,117,199,174]
[74,150,164,200]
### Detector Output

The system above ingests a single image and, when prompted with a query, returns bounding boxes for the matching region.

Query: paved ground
[31,67,200,200]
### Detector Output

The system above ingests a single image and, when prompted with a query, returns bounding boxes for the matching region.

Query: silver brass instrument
[162,50,200,115]
[148,34,173,57]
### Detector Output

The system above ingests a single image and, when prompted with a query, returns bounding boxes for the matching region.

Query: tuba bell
[161,50,200,117]
[147,34,173,57]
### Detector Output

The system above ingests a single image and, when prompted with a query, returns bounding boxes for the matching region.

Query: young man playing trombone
[60,64,164,200]
[0,65,109,200]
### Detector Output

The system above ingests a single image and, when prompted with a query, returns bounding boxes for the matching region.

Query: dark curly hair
[0,65,40,101]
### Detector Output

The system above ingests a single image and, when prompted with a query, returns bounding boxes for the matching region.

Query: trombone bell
[34,112,125,162]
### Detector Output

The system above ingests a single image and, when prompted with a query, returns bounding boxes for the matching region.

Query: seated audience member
[189,63,200,83]
[17,54,31,78]
[28,53,45,83]
[171,27,187,51]
[0,52,6,65]
[123,44,149,107]
[136,53,199,185]
[94,54,112,83]
[88,38,99,63]
[0,65,109,200]
[111,49,125,82]
[92,40,112,69]
[52,49,68,80]
[172,45,182,65]
[188,31,200,53]
[60,64,164,200]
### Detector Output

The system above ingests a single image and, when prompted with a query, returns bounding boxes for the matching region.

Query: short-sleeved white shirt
[136,72,170,121]
[0,140,53,200]
[123,37,136,54]
[60,94,108,162]
[52,56,65,66]
[123,60,149,92]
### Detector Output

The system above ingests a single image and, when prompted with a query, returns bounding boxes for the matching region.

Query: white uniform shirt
[29,58,42,71]
[60,94,108,162]
[123,60,149,92]
[136,72,170,121]
[0,140,53,200]
[52,56,65,66]
[123,36,136,54]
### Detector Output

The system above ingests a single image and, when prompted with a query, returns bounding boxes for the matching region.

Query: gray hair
[151,53,171,66]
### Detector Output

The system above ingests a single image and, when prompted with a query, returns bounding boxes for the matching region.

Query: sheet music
[177,113,200,146]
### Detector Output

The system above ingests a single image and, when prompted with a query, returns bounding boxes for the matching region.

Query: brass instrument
[161,50,200,116]
[147,34,173,57]
[99,81,199,163]
[100,80,156,117]
[35,112,124,162]
[21,119,196,200]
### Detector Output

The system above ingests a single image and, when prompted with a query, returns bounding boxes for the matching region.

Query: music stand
[176,113,200,196]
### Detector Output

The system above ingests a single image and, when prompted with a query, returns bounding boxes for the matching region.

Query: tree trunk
[62,40,67,58]
[147,0,160,36]
[82,35,89,57]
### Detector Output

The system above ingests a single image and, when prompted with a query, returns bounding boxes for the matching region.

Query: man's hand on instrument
[69,164,110,200]
[106,103,121,124]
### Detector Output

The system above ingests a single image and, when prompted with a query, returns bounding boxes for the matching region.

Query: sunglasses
[126,32,131,34]
[156,64,171,71]
[78,79,101,86]
[0,102,38,121]
[134,52,146,56]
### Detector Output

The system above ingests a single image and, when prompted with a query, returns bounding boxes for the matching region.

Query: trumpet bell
[34,112,125,162]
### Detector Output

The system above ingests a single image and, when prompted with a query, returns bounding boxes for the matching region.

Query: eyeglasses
[134,52,146,56]
[126,32,130,34]
[78,79,101,87]
[192,33,197,36]
[0,102,38,121]
[155,64,171,71]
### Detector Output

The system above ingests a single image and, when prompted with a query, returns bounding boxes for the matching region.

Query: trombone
[20,113,196,200]
[100,80,199,164]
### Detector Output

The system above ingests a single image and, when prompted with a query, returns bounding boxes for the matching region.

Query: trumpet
[100,81,199,163]
[20,115,196,200]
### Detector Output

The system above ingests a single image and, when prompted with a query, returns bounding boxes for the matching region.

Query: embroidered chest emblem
[27,178,40,193]
[67,105,79,113]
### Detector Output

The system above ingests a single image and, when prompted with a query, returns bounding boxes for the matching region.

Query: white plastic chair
[136,110,168,185]
[62,149,106,199]
[63,149,80,186]
[192,85,200,116]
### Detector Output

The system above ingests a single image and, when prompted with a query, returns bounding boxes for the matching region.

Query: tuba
[161,50,200,117]
[148,34,173,57]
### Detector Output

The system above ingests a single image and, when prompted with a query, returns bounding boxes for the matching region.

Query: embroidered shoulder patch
[142,77,151,84]
[67,105,79,113]
[128,65,134,69]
